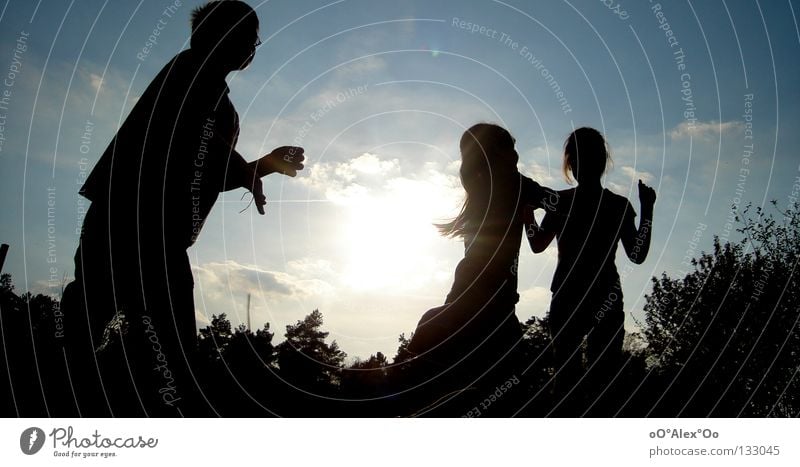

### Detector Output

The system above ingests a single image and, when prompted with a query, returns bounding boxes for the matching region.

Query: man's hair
[190,1,258,50]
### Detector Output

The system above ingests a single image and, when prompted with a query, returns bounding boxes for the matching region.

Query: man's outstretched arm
[221,145,306,215]
[251,146,305,178]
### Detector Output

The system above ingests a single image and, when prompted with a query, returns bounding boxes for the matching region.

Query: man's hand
[638,179,656,207]
[247,173,267,215]
[520,204,537,225]
[255,146,305,177]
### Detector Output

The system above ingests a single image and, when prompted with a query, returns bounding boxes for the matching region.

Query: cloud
[192,259,336,334]
[619,165,654,184]
[285,258,337,279]
[607,181,628,194]
[192,260,330,301]
[301,151,454,207]
[195,309,211,328]
[669,120,744,141]
[3,53,142,170]
[520,160,561,186]
[517,286,552,319]
[519,145,562,186]
[333,55,387,77]
[348,152,399,175]
[88,73,104,92]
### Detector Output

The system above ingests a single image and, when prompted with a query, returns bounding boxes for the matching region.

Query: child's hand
[638,179,656,207]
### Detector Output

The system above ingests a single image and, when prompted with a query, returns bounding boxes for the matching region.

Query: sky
[0,0,798,360]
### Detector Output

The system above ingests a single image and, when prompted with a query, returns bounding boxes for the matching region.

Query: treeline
[1,203,798,417]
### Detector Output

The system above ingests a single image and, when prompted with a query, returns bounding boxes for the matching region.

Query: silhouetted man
[61,0,303,415]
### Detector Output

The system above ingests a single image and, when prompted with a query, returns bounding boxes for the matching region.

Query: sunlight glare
[339,175,460,291]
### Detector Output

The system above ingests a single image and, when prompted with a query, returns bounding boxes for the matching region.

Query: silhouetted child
[524,127,655,415]
[402,123,559,415]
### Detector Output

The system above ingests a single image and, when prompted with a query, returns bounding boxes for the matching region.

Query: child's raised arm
[621,180,656,264]
[519,177,560,253]
[522,205,556,253]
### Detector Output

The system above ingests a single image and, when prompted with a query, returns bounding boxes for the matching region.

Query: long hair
[563,127,612,184]
[437,123,518,238]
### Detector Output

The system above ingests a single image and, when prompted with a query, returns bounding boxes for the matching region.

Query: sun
[338,176,460,291]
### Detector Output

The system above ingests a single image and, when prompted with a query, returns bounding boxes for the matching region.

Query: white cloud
[619,165,654,184]
[285,258,336,279]
[607,181,628,194]
[192,259,336,335]
[520,160,561,186]
[88,72,104,92]
[348,152,399,175]
[670,120,744,141]
[301,151,455,208]
[195,309,211,328]
[516,286,552,320]
[192,260,330,301]
[519,145,562,186]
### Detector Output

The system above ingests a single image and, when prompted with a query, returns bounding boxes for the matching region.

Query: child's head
[563,127,611,184]
[458,123,518,192]
[438,123,519,237]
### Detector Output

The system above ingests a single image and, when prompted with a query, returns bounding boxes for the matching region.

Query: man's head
[190,1,260,71]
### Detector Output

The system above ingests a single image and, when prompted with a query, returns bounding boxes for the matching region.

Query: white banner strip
[2,418,798,466]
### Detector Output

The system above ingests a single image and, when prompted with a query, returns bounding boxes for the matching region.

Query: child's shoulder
[603,188,636,215]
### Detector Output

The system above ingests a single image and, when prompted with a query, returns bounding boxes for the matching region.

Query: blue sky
[0,0,798,359]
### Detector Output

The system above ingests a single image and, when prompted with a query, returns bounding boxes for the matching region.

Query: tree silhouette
[194,314,280,415]
[277,309,346,395]
[392,333,414,364]
[3,204,798,417]
[0,274,72,416]
[351,351,389,371]
[198,313,235,362]
[341,352,390,404]
[642,203,800,416]
[228,322,277,369]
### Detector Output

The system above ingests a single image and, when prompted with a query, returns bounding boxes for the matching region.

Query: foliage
[2,204,798,416]
[642,203,799,416]
[276,309,346,392]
